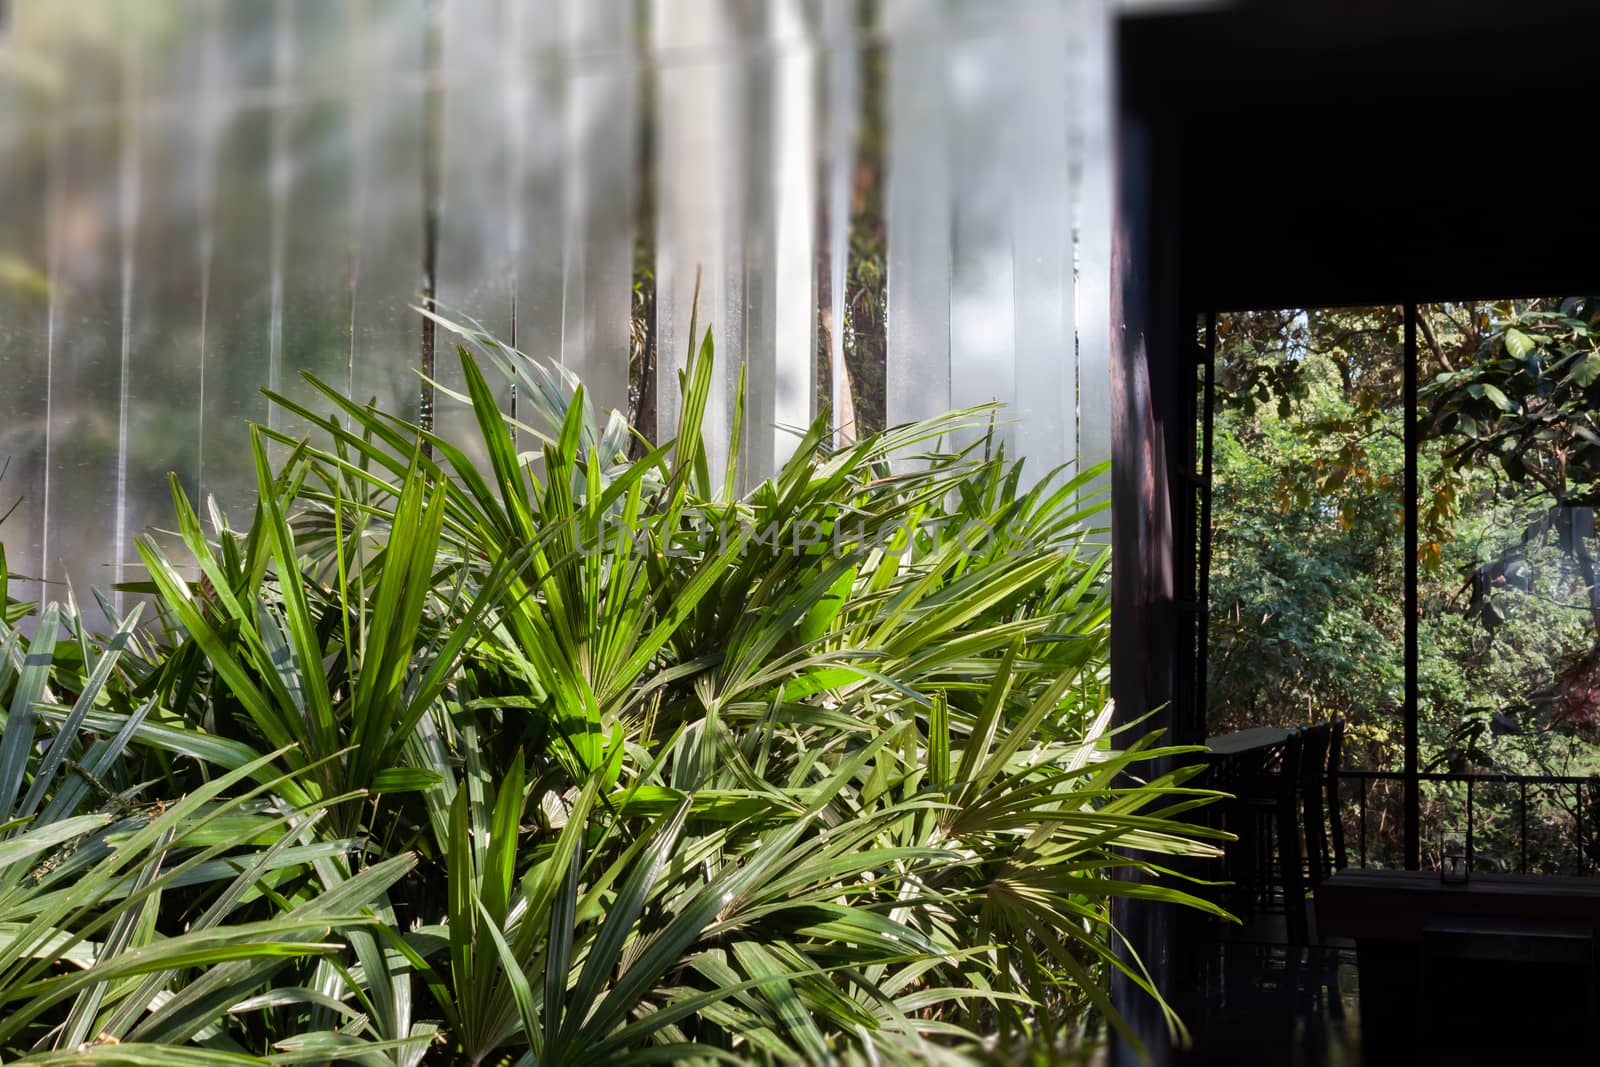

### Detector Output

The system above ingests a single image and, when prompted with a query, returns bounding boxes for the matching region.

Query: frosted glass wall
[0,0,1112,609]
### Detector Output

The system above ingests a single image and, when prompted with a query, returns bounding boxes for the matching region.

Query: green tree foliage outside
[1208,300,1600,871]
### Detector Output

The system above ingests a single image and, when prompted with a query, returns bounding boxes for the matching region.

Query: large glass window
[1203,298,1600,873]
[1418,299,1600,874]
[1205,306,1407,864]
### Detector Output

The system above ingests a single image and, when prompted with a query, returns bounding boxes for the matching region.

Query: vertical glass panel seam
[1404,301,1421,870]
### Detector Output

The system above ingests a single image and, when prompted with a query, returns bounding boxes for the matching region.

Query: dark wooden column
[1108,78,1188,1061]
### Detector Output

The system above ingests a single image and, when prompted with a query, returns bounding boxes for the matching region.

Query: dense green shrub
[0,316,1222,1064]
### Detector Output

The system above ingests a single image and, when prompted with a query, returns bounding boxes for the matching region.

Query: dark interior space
[1124,0,1600,313]
[1110,3,1600,1062]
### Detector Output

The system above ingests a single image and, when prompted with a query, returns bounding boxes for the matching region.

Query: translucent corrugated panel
[509,4,567,455]
[0,117,50,605]
[747,0,818,482]
[1075,11,1114,488]
[272,2,360,458]
[201,2,277,528]
[123,76,205,564]
[46,107,124,601]
[1009,22,1077,483]
[947,27,1021,455]
[435,0,517,463]
[651,0,748,489]
[883,0,953,436]
[349,1,426,428]
[558,0,637,425]
[0,0,1115,612]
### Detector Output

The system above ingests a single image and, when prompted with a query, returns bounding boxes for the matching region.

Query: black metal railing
[1340,769,1600,875]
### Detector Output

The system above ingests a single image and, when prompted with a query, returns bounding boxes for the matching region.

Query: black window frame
[1190,303,1426,868]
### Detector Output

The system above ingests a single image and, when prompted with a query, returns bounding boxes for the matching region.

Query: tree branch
[1416,311,1455,373]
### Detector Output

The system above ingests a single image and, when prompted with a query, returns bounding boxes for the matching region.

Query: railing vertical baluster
[1359,777,1367,868]
[1578,783,1586,877]
[1591,778,1600,875]
[1521,781,1528,875]
[1333,770,1598,874]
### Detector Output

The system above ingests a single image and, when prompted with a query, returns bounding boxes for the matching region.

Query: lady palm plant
[0,599,426,1063]
[239,313,1225,1060]
[0,305,1229,1063]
